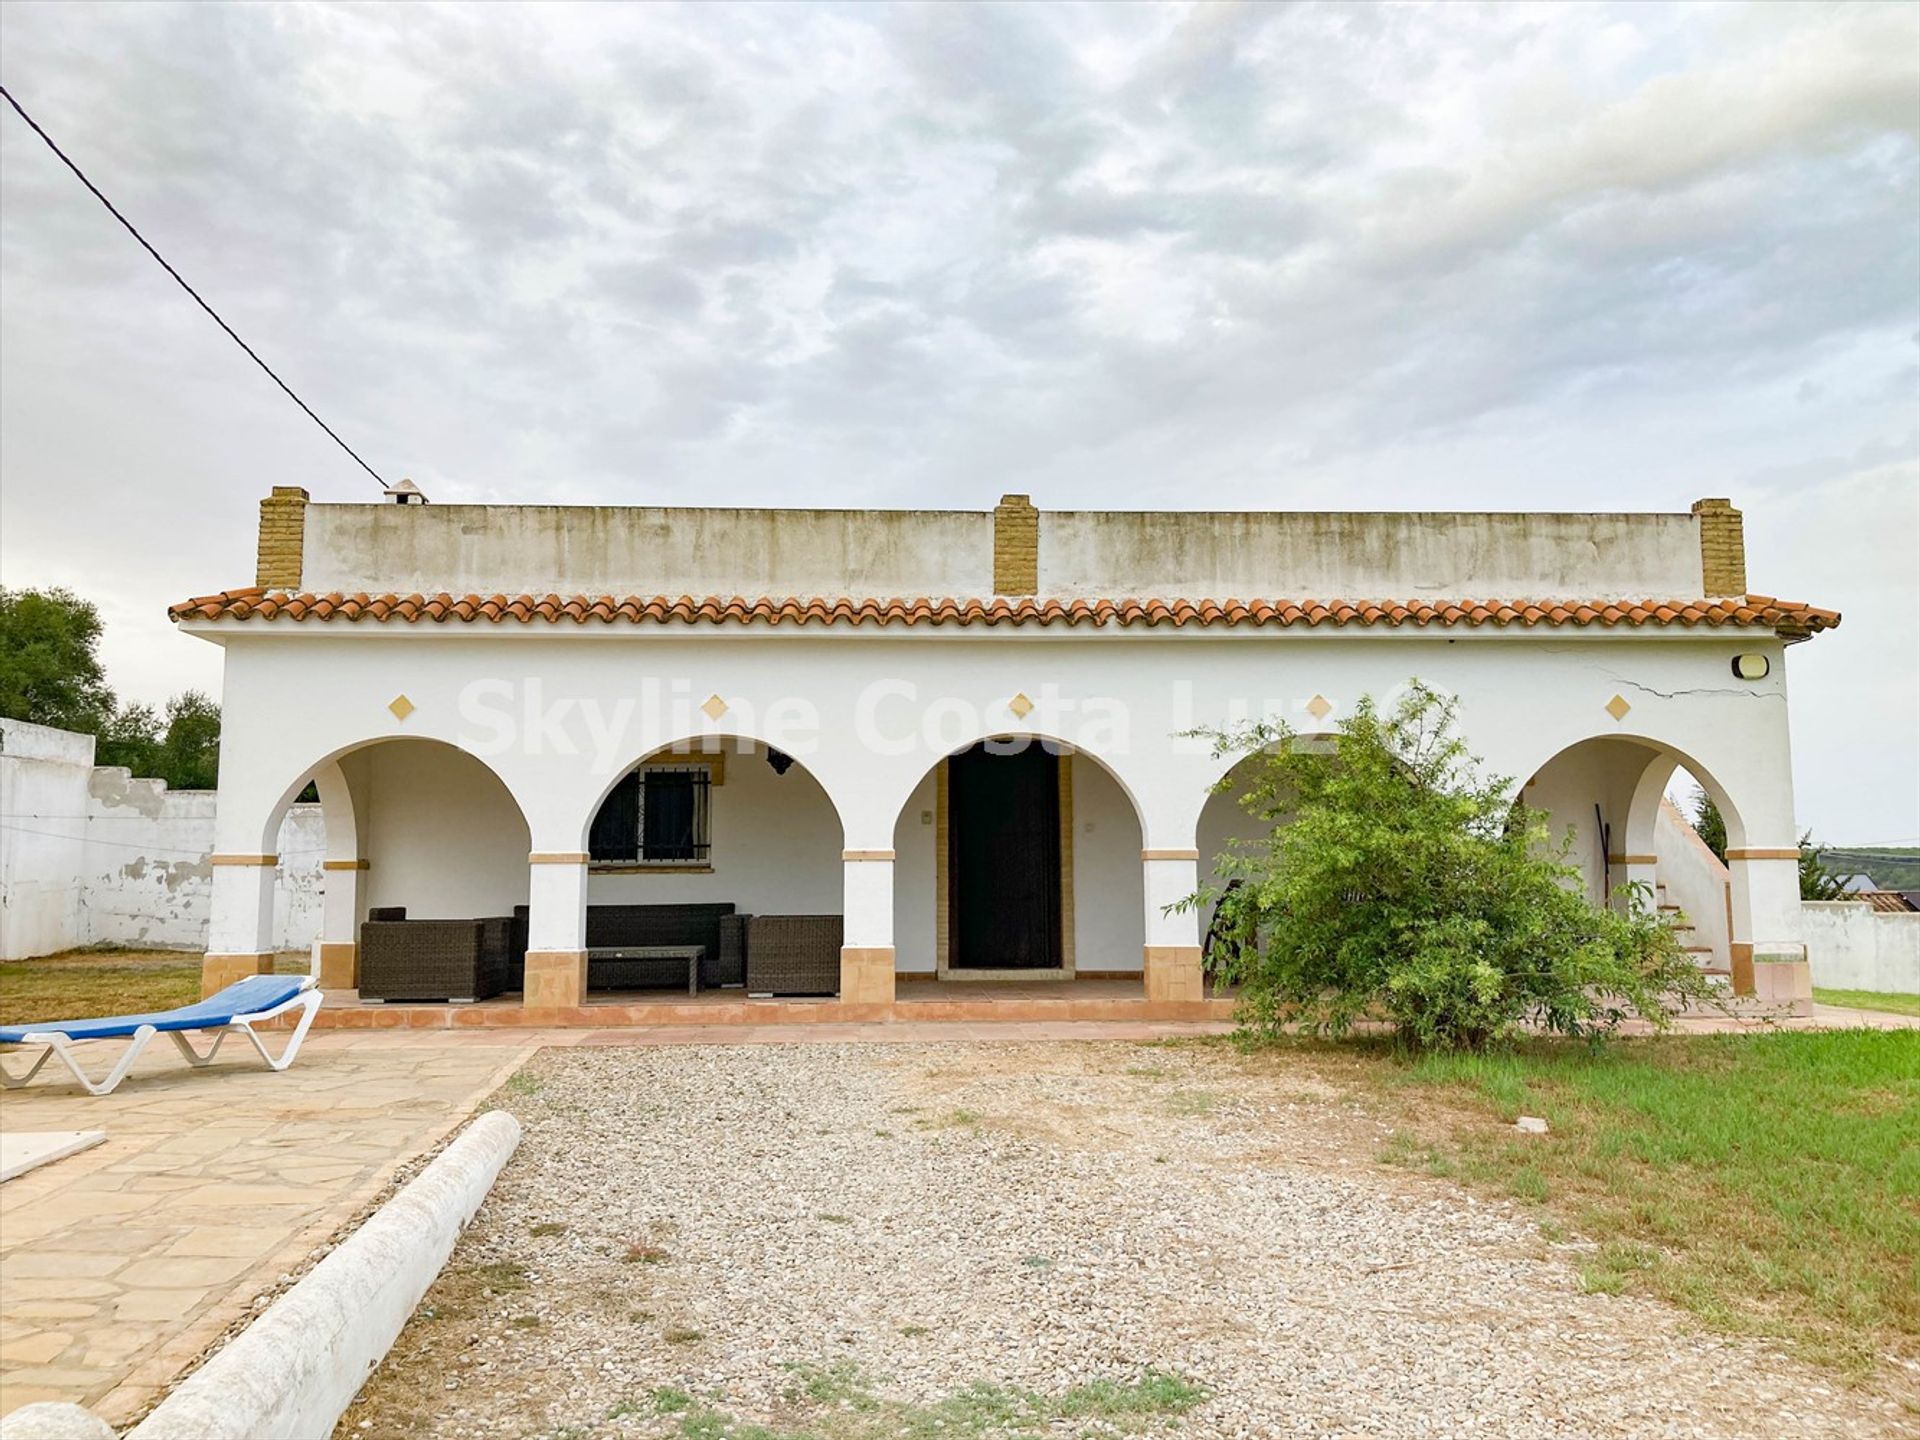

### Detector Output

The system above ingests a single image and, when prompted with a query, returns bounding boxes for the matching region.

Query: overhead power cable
[0,82,390,489]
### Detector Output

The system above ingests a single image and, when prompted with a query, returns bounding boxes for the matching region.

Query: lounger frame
[0,980,323,1097]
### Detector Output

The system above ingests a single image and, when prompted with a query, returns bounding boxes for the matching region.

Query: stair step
[1683,944,1716,954]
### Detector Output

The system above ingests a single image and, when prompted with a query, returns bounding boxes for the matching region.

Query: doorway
[946,741,1062,970]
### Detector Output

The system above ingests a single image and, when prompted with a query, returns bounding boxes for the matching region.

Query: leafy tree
[89,694,221,789]
[155,691,221,791]
[1689,786,1728,862]
[95,701,162,776]
[0,587,116,733]
[1798,833,1850,901]
[1,586,220,790]
[1179,682,1707,1053]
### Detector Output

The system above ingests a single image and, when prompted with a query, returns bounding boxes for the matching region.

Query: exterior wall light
[1732,653,1770,680]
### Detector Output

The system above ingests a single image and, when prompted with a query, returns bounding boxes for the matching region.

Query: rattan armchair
[745,914,843,996]
[358,915,512,1002]
[715,914,750,988]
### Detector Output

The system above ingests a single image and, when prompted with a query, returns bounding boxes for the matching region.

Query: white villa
[169,490,1838,1021]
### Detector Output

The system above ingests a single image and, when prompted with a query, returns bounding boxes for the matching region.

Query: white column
[1619,755,1673,915]
[320,866,362,943]
[312,759,363,990]
[1141,850,1203,1004]
[1719,698,1808,1010]
[840,851,896,1006]
[318,862,365,989]
[843,854,894,948]
[524,853,589,1007]
[1142,853,1201,946]
[206,858,277,996]
[1728,848,1808,1011]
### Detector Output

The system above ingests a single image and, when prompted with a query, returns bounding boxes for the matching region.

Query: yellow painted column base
[317,942,359,991]
[1752,947,1812,1017]
[1143,945,1204,1004]
[524,950,587,1008]
[202,952,273,998]
[840,947,896,1005]
[1729,942,1756,997]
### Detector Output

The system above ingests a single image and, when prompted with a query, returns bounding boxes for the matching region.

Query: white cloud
[0,0,1914,838]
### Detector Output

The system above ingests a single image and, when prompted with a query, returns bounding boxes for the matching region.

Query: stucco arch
[307,760,360,863]
[1519,732,1750,854]
[286,736,535,917]
[573,729,852,853]
[1505,720,1776,845]
[1185,730,1343,853]
[875,727,1151,847]
[214,735,539,984]
[236,731,543,856]
[886,732,1149,977]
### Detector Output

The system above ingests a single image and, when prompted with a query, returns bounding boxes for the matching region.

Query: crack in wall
[1601,675,1783,703]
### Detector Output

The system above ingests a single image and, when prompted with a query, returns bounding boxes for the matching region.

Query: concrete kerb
[0,1406,114,1440]
[93,1039,539,1428]
[120,1111,522,1440]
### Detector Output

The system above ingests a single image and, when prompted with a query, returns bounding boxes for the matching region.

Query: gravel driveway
[339,1041,1905,1440]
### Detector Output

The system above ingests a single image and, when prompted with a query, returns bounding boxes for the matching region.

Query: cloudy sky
[1,1,1916,842]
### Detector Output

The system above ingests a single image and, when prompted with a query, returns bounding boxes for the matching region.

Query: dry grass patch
[0,947,306,1024]
[625,1363,1202,1440]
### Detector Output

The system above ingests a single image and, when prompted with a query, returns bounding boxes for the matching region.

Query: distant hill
[1817,848,1920,892]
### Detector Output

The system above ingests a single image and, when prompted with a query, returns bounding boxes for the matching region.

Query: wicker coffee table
[586,945,705,996]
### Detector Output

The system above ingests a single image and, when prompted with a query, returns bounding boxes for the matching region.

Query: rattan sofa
[744,914,844,996]
[358,910,513,1002]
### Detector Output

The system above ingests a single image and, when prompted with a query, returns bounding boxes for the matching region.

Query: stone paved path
[0,1032,532,1424]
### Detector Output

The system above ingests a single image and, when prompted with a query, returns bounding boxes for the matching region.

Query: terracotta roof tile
[166,589,1842,636]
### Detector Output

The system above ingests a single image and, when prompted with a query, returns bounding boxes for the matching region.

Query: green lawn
[1330,1030,1920,1378]
[0,949,306,1025]
[1814,987,1920,1018]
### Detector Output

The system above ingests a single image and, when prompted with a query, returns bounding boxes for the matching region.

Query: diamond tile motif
[701,693,729,720]
[1008,692,1034,719]
[387,694,415,721]
[1305,694,1333,722]
[1605,694,1632,721]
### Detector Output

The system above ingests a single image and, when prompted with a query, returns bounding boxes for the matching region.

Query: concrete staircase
[1657,880,1731,991]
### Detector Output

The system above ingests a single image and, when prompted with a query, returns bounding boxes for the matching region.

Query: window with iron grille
[589,765,712,865]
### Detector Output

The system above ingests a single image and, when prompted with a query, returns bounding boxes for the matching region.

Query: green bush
[1180,683,1709,1052]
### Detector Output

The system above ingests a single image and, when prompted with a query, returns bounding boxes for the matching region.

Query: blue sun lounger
[0,974,323,1097]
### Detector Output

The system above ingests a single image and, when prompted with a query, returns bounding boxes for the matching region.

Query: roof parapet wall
[280,494,1738,604]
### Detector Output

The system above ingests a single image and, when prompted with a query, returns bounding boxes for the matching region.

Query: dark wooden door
[948,742,1061,969]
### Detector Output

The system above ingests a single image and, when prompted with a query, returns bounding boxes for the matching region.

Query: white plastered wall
[1072,754,1146,970]
[584,740,842,916]
[0,718,322,959]
[1520,737,1664,903]
[1801,905,1920,994]
[193,625,1807,965]
[891,768,939,974]
[356,740,531,919]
